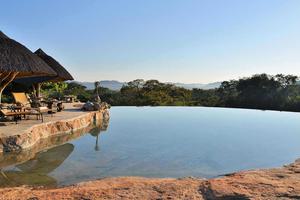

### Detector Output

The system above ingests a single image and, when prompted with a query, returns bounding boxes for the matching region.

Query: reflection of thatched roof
[14,48,74,84]
[0,171,57,187]
[0,143,73,187]
[0,31,56,77]
[17,143,74,174]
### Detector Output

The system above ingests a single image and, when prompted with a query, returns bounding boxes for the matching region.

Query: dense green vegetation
[3,73,300,112]
[98,74,300,111]
[100,74,300,111]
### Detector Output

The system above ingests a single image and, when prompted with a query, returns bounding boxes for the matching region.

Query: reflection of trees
[0,143,74,187]
[90,116,109,151]
[89,127,101,151]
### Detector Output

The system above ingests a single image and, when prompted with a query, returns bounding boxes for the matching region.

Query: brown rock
[1,160,300,199]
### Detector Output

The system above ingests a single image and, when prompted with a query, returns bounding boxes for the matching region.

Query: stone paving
[0,103,84,138]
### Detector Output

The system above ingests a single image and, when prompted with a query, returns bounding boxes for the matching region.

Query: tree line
[3,73,300,112]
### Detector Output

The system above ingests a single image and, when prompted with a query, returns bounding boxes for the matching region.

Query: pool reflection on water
[1,106,300,187]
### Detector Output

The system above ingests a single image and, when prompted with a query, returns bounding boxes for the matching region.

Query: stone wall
[0,108,110,153]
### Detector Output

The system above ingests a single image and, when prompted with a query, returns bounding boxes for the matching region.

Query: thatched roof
[34,48,74,82]
[0,31,57,77]
[15,49,74,85]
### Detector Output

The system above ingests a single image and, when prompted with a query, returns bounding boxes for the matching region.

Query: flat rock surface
[0,103,84,138]
[1,160,300,200]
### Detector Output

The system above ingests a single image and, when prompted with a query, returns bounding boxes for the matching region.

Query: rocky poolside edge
[1,159,300,200]
[0,103,110,153]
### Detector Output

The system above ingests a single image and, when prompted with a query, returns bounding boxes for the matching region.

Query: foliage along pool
[1,106,300,187]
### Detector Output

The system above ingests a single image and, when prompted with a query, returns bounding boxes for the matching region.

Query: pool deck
[0,103,110,153]
[0,103,84,137]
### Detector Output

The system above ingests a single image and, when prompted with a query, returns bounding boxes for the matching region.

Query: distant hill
[173,82,221,90]
[73,80,221,91]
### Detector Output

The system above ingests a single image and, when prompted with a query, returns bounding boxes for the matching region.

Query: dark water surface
[1,106,300,187]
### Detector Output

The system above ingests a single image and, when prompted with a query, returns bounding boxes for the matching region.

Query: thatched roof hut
[35,48,73,82]
[0,31,57,102]
[0,31,56,77]
[14,48,74,98]
[15,48,73,84]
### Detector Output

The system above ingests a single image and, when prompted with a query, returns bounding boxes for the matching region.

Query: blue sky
[1,0,300,83]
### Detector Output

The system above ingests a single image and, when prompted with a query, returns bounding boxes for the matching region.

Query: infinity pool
[1,107,300,187]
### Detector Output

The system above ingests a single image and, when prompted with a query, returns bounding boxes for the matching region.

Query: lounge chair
[0,107,43,123]
[12,92,34,109]
[12,92,56,114]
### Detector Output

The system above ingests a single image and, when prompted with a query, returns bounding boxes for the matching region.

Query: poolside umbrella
[15,48,74,97]
[0,31,57,103]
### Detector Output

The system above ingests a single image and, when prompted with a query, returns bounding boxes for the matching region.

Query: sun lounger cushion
[12,92,31,107]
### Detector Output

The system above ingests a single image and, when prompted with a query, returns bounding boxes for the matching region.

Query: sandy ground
[1,159,300,200]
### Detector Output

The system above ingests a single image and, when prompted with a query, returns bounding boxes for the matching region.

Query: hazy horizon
[1,0,300,83]
[75,79,222,84]
[74,72,297,85]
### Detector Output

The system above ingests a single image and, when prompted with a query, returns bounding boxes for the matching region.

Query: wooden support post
[0,72,19,103]
[34,83,41,98]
